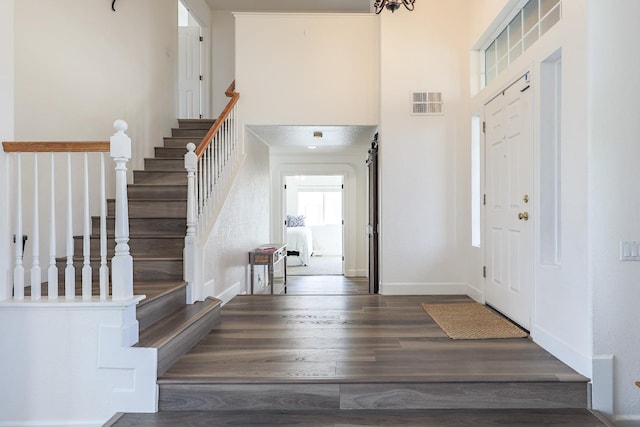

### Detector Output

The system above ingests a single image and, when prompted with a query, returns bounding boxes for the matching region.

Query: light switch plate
[620,241,640,261]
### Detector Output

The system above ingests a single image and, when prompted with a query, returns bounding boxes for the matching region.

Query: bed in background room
[286,215,313,266]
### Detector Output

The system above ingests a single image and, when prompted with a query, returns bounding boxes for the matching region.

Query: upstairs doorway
[178,0,202,119]
[284,175,344,277]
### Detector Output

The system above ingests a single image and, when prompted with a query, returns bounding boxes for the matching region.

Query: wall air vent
[411,92,443,115]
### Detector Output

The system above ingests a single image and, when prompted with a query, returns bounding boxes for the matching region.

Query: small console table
[249,243,287,294]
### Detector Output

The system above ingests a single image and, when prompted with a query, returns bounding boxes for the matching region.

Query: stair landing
[111,292,612,426]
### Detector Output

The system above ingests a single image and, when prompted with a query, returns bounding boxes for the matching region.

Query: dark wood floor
[111,276,611,427]
[286,275,369,295]
[110,408,610,426]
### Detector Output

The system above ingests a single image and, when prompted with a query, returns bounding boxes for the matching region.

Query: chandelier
[374,0,415,14]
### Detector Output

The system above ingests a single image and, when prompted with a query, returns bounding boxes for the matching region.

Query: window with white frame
[485,0,561,85]
[298,188,342,226]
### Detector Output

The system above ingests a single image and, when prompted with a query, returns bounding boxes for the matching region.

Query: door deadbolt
[518,212,529,221]
[523,194,529,203]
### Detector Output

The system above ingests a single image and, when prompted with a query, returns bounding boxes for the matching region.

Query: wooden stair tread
[138,297,221,349]
[134,281,186,305]
[110,409,613,426]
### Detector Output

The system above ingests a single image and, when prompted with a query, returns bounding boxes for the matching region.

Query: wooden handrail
[2,141,110,153]
[195,80,239,158]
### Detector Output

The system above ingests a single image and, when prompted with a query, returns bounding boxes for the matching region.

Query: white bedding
[286,226,313,266]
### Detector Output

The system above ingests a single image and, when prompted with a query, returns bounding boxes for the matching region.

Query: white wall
[378,1,472,295]
[235,13,379,126]
[14,0,178,172]
[203,132,271,300]
[0,0,14,299]
[589,1,640,423]
[212,10,236,114]
[0,301,156,426]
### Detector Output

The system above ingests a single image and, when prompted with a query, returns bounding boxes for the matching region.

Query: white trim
[215,280,242,305]
[0,295,145,310]
[472,0,529,51]
[379,282,469,296]
[466,284,483,303]
[531,324,592,377]
[592,354,614,418]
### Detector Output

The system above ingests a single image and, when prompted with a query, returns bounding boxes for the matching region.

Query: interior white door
[178,26,201,119]
[484,73,533,329]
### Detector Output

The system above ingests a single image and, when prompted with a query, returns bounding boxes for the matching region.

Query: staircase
[64,119,223,375]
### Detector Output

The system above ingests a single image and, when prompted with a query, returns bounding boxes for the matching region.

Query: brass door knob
[518,212,529,221]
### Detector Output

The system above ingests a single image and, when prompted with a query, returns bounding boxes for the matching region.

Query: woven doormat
[422,302,528,340]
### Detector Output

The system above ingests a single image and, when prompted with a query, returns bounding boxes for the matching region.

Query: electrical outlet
[620,241,640,261]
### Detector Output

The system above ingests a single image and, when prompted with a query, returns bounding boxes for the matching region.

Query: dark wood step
[133,170,187,185]
[138,297,222,375]
[171,128,209,138]
[56,257,183,281]
[109,408,613,427]
[73,235,184,258]
[155,147,188,158]
[107,199,186,218]
[91,217,186,236]
[163,137,200,149]
[177,119,215,130]
[144,158,185,171]
[127,184,187,200]
[157,380,589,412]
[136,281,188,332]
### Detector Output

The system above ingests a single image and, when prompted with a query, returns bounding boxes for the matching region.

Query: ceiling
[248,125,377,154]
[204,0,376,154]
[205,0,372,13]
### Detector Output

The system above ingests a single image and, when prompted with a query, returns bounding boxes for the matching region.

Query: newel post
[110,120,133,301]
[184,143,198,303]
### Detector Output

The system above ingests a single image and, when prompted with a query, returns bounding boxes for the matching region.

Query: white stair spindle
[48,152,58,299]
[82,152,92,300]
[13,153,24,300]
[65,152,75,299]
[110,119,133,301]
[99,152,109,299]
[31,153,41,299]
[184,143,197,301]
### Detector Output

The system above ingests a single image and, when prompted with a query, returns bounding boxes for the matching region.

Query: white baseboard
[614,416,640,427]
[216,281,242,306]
[379,282,469,295]
[530,324,592,377]
[465,284,483,303]
[592,354,614,417]
[202,278,215,300]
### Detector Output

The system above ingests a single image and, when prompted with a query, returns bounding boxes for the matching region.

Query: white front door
[178,26,201,119]
[484,72,533,329]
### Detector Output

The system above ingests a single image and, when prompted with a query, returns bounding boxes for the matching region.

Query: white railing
[1,120,133,302]
[184,82,242,302]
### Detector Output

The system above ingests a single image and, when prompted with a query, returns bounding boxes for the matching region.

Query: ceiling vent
[411,92,443,115]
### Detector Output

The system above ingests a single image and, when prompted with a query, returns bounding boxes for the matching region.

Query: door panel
[484,73,533,329]
[178,26,201,119]
[367,134,379,294]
